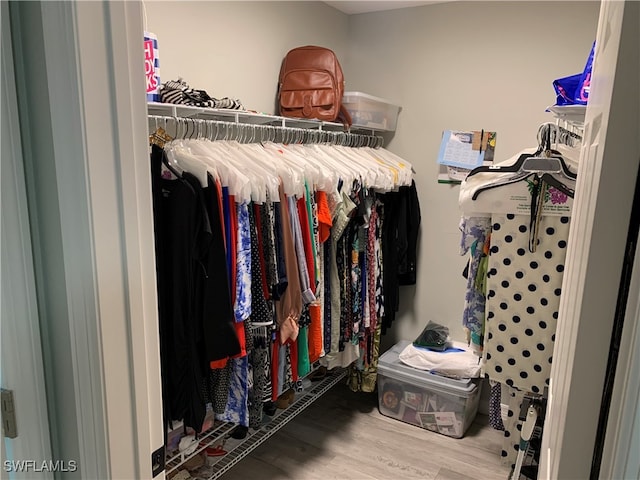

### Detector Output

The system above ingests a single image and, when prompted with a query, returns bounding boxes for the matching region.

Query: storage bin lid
[378,340,478,395]
[343,91,399,108]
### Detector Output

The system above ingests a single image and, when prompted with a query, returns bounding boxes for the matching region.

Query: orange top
[316,191,332,244]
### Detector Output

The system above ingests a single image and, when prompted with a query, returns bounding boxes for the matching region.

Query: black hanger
[466,151,576,180]
[539,173,575,198]
[467,122,577,180]
[471,169,575,201]
[471,156,576,200]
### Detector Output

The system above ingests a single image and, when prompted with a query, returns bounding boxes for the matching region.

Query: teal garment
[475,244,489,296]
[297,326,311,377]
[305,181,319,286]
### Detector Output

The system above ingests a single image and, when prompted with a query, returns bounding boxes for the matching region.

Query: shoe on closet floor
[263,401,277,416]
[178,434,199,456]
[275,389,295,409]
[230,425,248,439]
[260,412,274,426]
[308,366,327,381]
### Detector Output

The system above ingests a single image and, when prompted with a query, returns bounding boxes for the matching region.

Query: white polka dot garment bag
[484,212,571,393]
[459,146,577,394]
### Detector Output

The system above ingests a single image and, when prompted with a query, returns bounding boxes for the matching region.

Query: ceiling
[323,1,446,15]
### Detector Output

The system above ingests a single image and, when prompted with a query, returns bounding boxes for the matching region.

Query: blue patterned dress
[459,216,491,354]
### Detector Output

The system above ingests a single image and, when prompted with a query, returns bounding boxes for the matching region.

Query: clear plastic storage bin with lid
[342,91,401,131]
[377,340,481,439]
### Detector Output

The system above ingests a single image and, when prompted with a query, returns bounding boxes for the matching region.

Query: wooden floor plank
[435,467,480,480]
[218,382,511,480]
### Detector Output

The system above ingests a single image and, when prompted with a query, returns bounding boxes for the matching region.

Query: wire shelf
[546,105,587,129]
[148,102,347,131]
[147,102,385,136]
[165,367,347,479]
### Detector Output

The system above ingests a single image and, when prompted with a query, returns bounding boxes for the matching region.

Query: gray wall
[344,1,600,348]
[146,1,600,346]
[145,1,349,114]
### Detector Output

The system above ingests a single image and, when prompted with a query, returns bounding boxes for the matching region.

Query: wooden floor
[219,382,511,480]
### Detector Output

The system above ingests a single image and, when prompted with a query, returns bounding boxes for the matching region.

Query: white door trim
[74,1,166,476]
[73,1,165,476]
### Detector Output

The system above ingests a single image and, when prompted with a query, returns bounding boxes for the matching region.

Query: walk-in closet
[2,2,639,480]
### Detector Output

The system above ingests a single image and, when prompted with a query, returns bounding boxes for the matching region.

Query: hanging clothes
[274,182,302,344]
[321,189,356,369]
[378,180,422,333]
[398,180,422,285]
[459,216,492,354]
[248,326,273,428]
[217,356,249,427]
[459,141,577,466]
[248,206,273,327]
[149,119,419,441]
[200,174,241,361]
[459,150,575,394]
[151,145,239,434]
[483,212,570,393]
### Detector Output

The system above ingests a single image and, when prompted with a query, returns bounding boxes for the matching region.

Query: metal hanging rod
[537,122,582,150]
[149,114,384,148]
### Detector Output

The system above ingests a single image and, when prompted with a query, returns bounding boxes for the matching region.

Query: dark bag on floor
[278,45,352,126]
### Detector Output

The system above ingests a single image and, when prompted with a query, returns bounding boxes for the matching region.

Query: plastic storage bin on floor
[342,91,400,131]
[377,340,481,438]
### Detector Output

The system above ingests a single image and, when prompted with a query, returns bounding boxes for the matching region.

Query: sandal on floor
[205,445,227,457]
[275,389,295,409]
[308,366,327,381]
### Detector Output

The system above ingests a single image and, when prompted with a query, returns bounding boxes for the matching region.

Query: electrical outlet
[151,446,165,477]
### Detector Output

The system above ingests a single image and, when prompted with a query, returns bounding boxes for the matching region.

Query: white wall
[145,1,349,114]
[145,0,600,347]
[344,1,601,347]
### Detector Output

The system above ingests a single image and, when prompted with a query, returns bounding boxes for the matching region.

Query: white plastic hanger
[165,118,210,186]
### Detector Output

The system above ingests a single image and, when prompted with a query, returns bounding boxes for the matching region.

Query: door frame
[1,1,53,474]
[540,1,640,478]
[8,0,638,478]
[9,1,164,478]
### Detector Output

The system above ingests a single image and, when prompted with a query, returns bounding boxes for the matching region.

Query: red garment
[297,197,316,295]
[316,191,332,243]
[231,321,247,358]
[210,358,228,369]
[308,302,322,363]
